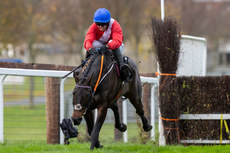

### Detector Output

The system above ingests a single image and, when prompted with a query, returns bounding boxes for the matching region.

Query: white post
[161,0,165,20]
[203,41,207,75]
[159,107,166,146]
[94,110,98,123]
[60,77,67,144]
[150,84,157,141]
[159,0,166,146]
[0,75,6,144]
[122,98,127,143]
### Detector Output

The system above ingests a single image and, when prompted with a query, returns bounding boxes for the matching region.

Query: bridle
[73,84,93,115]
[73,52,116,114]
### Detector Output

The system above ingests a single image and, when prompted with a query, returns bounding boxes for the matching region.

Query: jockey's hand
[88,47,97,55]
[100,45,108,53]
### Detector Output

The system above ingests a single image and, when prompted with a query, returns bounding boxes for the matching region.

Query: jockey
[84,8,132,82]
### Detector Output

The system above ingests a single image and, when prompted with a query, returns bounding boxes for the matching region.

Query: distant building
[207,42,230,75]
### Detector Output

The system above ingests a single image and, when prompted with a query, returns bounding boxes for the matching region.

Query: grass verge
[1,141,230,153]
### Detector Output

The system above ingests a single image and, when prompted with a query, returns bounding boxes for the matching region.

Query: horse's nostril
[72,117,82,125]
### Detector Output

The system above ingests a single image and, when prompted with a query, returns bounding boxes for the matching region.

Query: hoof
[143,125,152,132]
[95,141,103,148]
[95,144,103,148]
[64,140,70,145]
[119,123,127,132]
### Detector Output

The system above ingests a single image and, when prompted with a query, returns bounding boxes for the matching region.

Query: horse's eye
[74,104,82,110]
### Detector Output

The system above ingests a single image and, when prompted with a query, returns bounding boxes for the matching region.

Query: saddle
[82,49,133,82]
[106,51,133,82]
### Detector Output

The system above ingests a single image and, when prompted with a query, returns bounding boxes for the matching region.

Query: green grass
[4,105,46,141]
[4,77,75,102]
[3,105,230,152]
[1,141,230,153]
[75,122,148,143]
[4,104,153,143]
[3,77,230,152]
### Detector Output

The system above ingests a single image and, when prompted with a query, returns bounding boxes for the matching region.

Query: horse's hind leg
[128,96,152,131]
[110,101,127,132]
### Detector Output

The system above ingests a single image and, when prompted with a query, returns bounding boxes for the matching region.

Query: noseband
[75,84,91,89]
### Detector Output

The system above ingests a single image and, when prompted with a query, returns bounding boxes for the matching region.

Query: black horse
[72,49,152,150]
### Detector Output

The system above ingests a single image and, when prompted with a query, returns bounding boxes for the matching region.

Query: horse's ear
[73,68,82,84]
[73,72,79,84]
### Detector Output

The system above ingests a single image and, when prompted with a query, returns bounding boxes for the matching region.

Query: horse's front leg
[110,101,127,132]
[84,110,103,148]
[84,110,94,135]
[90,106,108,150]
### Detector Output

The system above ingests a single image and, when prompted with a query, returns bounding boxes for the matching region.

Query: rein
[94,54,104,92]
[98,63,114,85]
[93,54,117,92]
[73,54,105,112]
[93,53,124,103]
[73,52,121,112]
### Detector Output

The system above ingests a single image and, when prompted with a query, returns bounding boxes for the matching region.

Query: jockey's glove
[100,45,108,53]
[88,47,97,55]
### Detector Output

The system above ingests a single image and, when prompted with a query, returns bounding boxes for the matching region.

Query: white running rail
[0,68,158,144]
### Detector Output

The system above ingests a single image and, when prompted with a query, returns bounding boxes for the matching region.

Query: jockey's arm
[107,22,123,50]
[84,24,97,51]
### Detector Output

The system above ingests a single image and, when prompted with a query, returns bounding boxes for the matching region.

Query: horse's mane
[82,54,98,78]
[80,50,115,84]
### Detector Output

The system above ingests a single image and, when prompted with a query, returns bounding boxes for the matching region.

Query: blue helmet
[93,8,111,23]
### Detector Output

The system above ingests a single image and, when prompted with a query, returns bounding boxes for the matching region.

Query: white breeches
[92,40,124,54]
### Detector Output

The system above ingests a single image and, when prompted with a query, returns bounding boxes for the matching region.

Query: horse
[72,49,152,150]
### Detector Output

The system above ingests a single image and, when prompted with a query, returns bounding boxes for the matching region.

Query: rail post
[0,75,6,144]
[59,77,67,144]
[45,77,60,144]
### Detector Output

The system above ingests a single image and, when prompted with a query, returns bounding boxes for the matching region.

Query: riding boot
[113,48,132,82]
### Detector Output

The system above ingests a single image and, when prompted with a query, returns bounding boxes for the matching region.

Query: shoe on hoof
[119,123,127,132]
[143,125,152,132]
[95,141,104,148]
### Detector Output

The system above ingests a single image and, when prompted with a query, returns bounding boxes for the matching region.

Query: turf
[1,141,230,153]
[2,105,230,152]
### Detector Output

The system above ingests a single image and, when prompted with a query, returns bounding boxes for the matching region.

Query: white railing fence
[0,68,158,144]
[179,114,230,144]
[0,68,72,144]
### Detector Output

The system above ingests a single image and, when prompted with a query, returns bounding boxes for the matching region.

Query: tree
[0,0,52,108]
[180,0,230,68]
[0,0,27,51]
